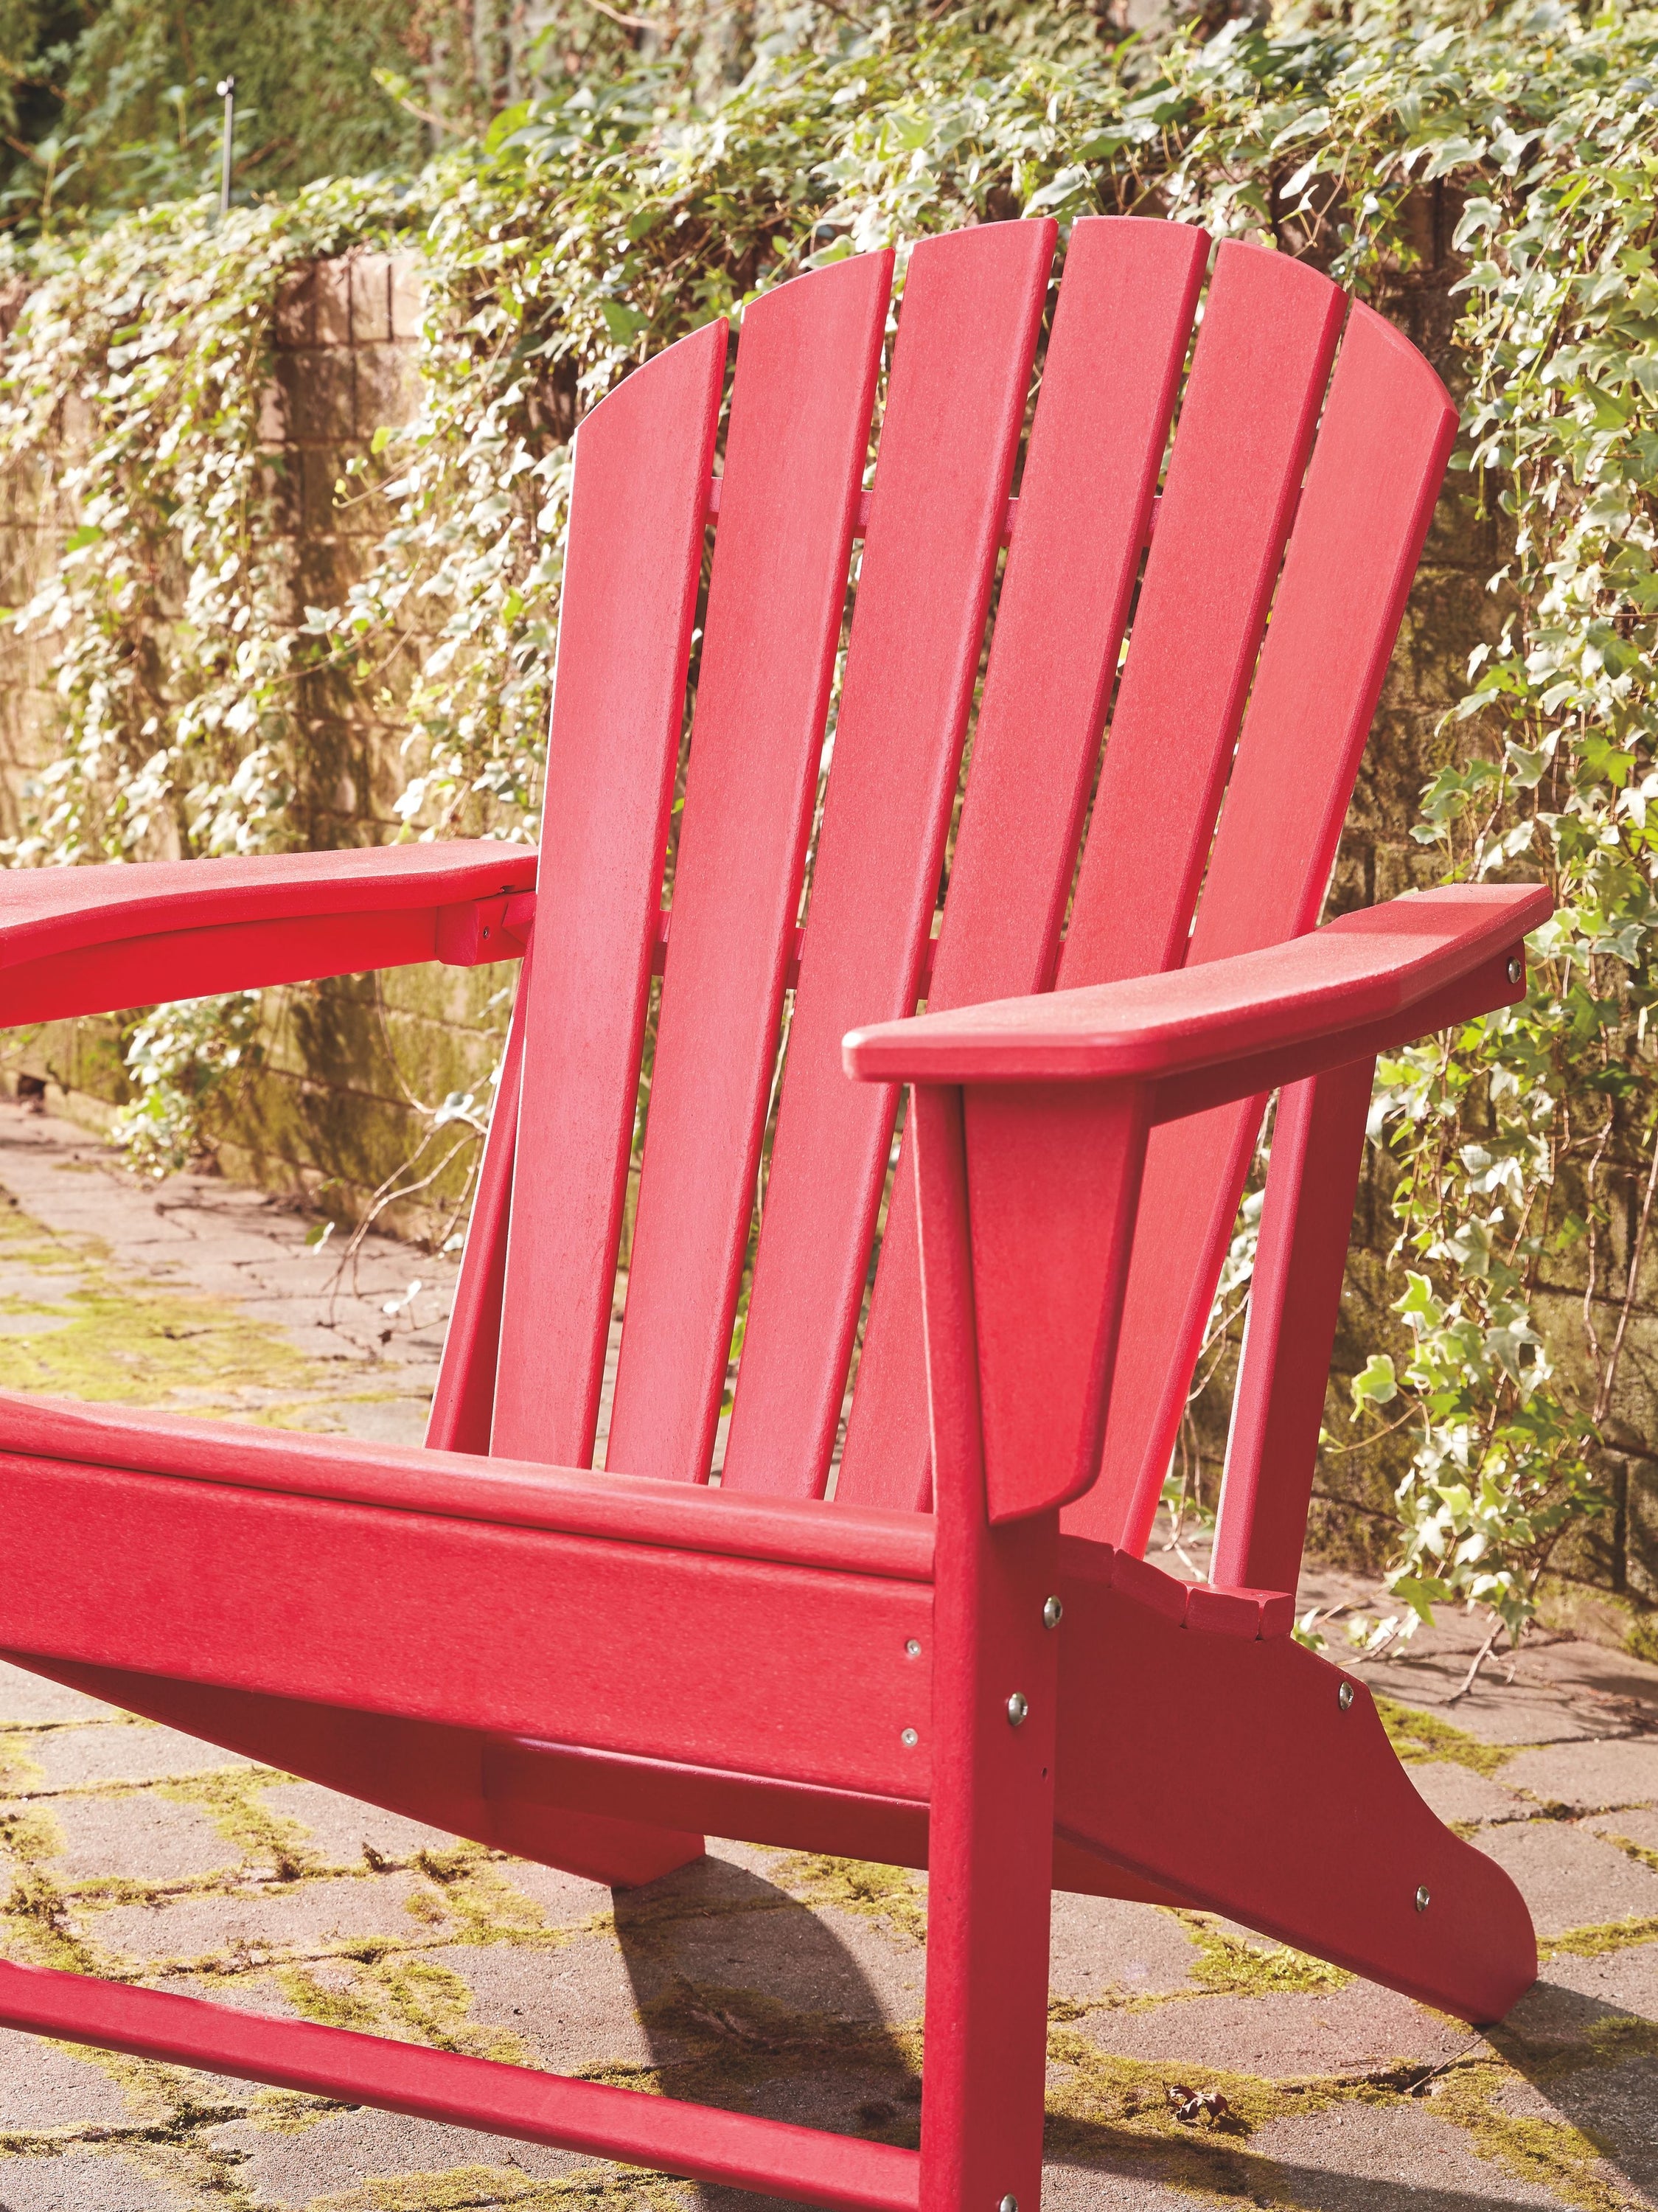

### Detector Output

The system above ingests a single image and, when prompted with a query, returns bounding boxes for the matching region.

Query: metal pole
[216,77,235,223]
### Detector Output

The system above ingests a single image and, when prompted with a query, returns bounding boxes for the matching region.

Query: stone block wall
[0,251,512,1243]
[212,254,515,1241]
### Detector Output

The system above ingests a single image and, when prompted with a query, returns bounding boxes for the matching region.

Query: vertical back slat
[835,216,1209,1514]
[1057,240,1348,990]
[604,253,891,1483]
[1066,302,1459,1552]
[426,950,533,1455]
[491,322,726,1467]
[718,220,1056,1498]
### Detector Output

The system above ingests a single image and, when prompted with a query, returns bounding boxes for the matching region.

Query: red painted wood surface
[13,1652,1173,1904]
[1142,947,1527,1127]
[0,1391,932,1579]
[1079,301,1463,1554]
[18,1657,712,1887]
[0,1960,921,2212]
[711,476,1028,546]
[1059,240,1345,993]
[0,852,535,1027]
[1183,1583,1295,1638]
[1,1529,1535,2024]
[0,912,457,1027]
[0,841,536,963]
[963,1082,1149,1523]
[433,891,532,966]
[426,943,534,1455]
[492,319,726,1468]
[607,251,891,1484]
[840,215,1209,1514]
[1103,1545,1188,1624]
[0,229,1550,2191]
[720,219,1055,1498]
[1087,1543,1289,1638]
[0,1446,930,1797]
[910,1085,1058,2212]
[1212,1056,1379,1596]
[1052,1540,1537,2023]
[849,891,1544,1559]
[845,884,1547,1088]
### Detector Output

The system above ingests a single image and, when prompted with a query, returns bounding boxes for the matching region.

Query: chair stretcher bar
[0,1959,919,2212]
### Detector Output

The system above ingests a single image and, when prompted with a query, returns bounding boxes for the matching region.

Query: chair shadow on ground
[612,1846,924,2212]
[607,1854,1657,2212]
[1483,1975,1658,2208]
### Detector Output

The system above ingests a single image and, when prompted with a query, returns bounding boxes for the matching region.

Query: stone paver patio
[2,1101,1658,2211]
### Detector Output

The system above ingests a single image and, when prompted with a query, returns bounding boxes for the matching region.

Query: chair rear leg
[1046,1567,1537,2024]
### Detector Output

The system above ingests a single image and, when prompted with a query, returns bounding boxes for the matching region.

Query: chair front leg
[911,1084,1060,2212]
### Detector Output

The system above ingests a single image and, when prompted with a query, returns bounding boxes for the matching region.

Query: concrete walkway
[1,1103,1657,2211]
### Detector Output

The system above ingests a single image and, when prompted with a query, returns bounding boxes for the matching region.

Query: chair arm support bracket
[436,892,535,967]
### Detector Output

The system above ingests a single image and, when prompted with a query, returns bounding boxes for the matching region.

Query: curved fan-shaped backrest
[431,216,1456,1557]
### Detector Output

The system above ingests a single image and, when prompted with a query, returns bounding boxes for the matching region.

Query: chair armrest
[0,844,537,1027]
[843,882,1550,1527]
[843,883,1550,1118]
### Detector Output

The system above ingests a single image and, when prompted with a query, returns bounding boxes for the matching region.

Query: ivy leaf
[1024,167,1093,214]
[1421,136,1485,181]
[599,299,649,344]
[1351,1354,1399,1411]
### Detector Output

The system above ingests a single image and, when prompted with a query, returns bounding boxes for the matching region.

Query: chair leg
[1048,1564,1537,2024]
[922,1505,1060,2212]
[911,1084,1060,2212]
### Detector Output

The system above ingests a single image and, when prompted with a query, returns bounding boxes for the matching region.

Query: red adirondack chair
[0,217,1544,2212]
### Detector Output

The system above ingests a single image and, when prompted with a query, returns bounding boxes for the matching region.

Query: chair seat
[0,1392,932,1801]
[0,1390,932,1580]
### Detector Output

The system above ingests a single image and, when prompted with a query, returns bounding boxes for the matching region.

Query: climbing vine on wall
[1,0,1657,1646]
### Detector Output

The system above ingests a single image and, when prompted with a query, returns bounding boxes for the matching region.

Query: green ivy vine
[1,0,1656,1649]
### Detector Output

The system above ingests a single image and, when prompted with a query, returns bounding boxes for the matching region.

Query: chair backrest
[434,216,1457,1558]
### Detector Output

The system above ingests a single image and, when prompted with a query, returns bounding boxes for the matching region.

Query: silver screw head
[1042,1595,1064,1630]
[1507,954,1524,985]
[905,1638,922,1658]
[1415,1884,1431,1913]
[901,1728,919,1748]
[1000,2198,1019,2212]
[1338,1682,1354,1711]
[1006,1692,1028,1728]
